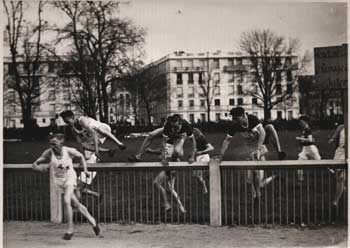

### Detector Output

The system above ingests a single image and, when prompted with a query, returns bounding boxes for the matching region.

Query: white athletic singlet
[339,128,345,148]
[50,147,77,188]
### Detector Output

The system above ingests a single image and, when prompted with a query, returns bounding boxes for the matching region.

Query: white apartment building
[139,51,300,124]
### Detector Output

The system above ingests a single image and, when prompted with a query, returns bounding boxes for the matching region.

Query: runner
[60,110,127,159]
[219,107,276,198]
[32,133,100,240]
[296,115,321,181]
[329,124,346,206]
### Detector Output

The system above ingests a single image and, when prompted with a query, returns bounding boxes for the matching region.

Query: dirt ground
[3,221,347,248]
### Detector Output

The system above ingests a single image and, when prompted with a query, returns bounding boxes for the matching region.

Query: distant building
[137,51,300,124]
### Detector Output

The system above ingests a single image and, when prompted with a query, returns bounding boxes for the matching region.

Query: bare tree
[239,29,310,121]
[53,1,145,123]
[3,0,48,139]
[199,60,221,123]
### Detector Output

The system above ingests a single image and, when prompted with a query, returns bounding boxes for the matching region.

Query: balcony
[172,66,205,72]
[223,65,248,72]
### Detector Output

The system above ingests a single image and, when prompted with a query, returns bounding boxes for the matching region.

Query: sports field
[3,130,337,163]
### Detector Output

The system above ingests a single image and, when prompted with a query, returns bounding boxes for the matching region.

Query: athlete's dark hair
[229,107,245,117]
[168,114,182,123]
[60,110,75,119]
[299,115,309,123]
[48,132,65,141]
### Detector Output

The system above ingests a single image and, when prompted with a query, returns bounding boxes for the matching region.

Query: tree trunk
[101,84,109,124]
[263,105,271,122]
[145,101,152,126]
[22,103,33,141]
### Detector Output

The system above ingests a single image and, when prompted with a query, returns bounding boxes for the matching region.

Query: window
[215,113,221,122]
[276,84,282,95]
[287,110,293,120]
[176,73,183,84]
[285,57,292,66]
[188,73,194,84]
[200,113,206,122]
[228,72,234,82]
[199,87,205,97]
[228,59,234,67]
[189,99,194,108]
[176,60,183,68]
[237,98,243,106]
[237,85,243,95]
[276,71,282,82]
[20,119,23,124]
[11,105,16,113]
[198,72,204,84]
[213,59,220,69]
[229,98,235,106]
[8,63,15,75]
[228,85,235,95]
[188,87,194,98]
[178,100,183,108]
[126,94,131,107]
[252,98,258,105]
[214,72,220,83]
[277,111,283,119]
[50,80,56,88]
[214,99,220,106]
[197,59,205,67]
[214,86,220,96]
[236,58,242,65]
[48,90,56,101]
[9,91,15,102]
[189,113,195,123]
[187,59,194,68]
[176,87,183,98]
[287,83,293,94]
[110,108,114,114]
[42,118,46,123]
[287,70,293,81]
[200,99,206,107]
[10,120,16,128]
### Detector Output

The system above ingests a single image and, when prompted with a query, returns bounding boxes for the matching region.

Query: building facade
[138,51,300,124]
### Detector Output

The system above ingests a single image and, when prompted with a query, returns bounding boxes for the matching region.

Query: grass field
[4,130,337,163]
[3,130,347,226]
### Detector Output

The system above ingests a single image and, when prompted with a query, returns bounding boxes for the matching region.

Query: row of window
[177,97,250,108]
[176,70,293,85]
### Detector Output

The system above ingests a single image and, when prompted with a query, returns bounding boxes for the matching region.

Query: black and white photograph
[1,0,348,247]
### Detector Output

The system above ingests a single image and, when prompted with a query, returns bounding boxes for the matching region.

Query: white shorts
[96,123,111,143]
[334,147,345,160]
[196,154,210,162]
[165,143,174,159]
[298,145,321,160]
[54,170,77,190]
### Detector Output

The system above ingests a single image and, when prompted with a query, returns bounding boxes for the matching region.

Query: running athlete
[151,114,196,213]
[329,124,346,206]
[219,107,276,198]
[32,133,100,240]
[131,127,213,194]
[296,115,321,181]
[60,110,127,159]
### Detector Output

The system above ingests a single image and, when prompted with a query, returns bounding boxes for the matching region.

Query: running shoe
[93,223,100,236]
[128,154,141,162]
[118,144,127,151]
[63,233,74,240]
[278,151,287,160]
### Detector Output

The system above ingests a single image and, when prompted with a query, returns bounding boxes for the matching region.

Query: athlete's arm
[197,143,214,155]
[79,117,100,155]
[67,148,89,174]
[255,124,266,159]
[220,135,233,160]
[32,150,50,172]
[188,135,196,163]
[136,128,163,159]
[329,125,344,144]
[265,124,282,152]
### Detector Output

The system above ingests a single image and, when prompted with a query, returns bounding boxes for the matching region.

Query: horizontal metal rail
[4,159,348,169]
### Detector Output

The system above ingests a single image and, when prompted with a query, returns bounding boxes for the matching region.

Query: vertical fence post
[50,168,62,223]
[209,158,222,226]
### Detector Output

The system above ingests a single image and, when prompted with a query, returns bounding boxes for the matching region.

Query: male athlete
[219,107,277,198]
[32,133,100,240]
[329,124,346,206]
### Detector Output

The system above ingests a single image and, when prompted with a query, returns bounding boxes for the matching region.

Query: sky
[2,0,348,74]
